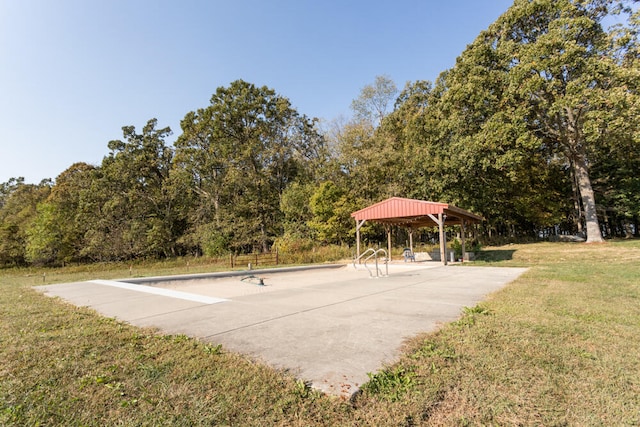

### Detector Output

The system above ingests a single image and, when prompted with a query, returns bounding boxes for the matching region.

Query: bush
[272,235,315,254]
[273,237,352,264]
[450,238,482,259]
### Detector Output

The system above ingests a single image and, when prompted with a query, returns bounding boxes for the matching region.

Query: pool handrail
[354,248,388,278]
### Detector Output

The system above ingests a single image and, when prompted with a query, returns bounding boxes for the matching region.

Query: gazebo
[351,197,483,265]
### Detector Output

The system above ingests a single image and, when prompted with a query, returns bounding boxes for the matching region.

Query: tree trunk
[570,163,584,235]
[573,154,604,243]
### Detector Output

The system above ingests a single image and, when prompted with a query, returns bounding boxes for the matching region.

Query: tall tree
[0,179,51,265]
[280,181,315,239]
[307,182,356,245]
[428,0,639,242]
[81,119,177,260]
[380,80,443,201]
[351,75,399,127]
[336,75,410,204]
[175,80,326,254]
[25,163,96,264]
[589,3,640,236]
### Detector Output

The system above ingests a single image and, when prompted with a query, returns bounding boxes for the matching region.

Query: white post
[439,213,447,266]
[356,219,366,262]
[460,219,466,261]
[409,228,414,255]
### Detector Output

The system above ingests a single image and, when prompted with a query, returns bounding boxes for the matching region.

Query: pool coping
[122,263,345,285]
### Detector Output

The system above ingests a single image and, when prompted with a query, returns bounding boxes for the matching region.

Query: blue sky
[0,0,514,184]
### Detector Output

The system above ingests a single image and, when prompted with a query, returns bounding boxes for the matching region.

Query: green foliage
[81,119,177,260]
[25,202,60,265]
[410,340,458,362]
[362,366,416,402]
[276,241,352,264]
[203,343,223,355]
[308,182,355,245]
[449,0,639,242]
[351,74,398,126]
[449,238,482,259]
[44,163,97,264]
[280,182,314,238]
[376,0,639,241]
[272,234,315,254]
[0,179,51,266]
[454,305,492,328]
[450,239,463,259]
[196,223,230,257]
[175,80,326,254]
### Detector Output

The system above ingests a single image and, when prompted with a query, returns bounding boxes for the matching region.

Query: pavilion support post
[355,219,366,262]
[461,219,466,261]
[409,228,414,255]
[439,213,448,266]
[356,224,360,261]
[387,226,392,262]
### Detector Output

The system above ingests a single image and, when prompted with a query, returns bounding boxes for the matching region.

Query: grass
[2,240,640,425]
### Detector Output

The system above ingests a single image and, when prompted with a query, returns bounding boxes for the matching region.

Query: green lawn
[2,241,639,426]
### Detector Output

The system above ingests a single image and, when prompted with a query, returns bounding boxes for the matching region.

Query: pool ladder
[353,248,388,278]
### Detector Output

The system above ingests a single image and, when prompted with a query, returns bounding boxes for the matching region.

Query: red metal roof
[351,197,447,221]
[351,197,483,226]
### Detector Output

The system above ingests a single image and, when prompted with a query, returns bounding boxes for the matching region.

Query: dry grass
[0,272,351,426]
[352,240,640,425]
[2,240,640,425]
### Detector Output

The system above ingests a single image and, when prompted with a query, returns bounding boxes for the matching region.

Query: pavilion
[351,197,484,265]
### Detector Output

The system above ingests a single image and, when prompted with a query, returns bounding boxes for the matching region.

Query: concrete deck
[36,263,527,398]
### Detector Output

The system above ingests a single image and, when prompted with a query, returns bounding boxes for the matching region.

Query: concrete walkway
[36,264,527,398]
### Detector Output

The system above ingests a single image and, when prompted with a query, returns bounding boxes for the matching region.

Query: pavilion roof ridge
[386,197,449,206]
[351,197,448,217]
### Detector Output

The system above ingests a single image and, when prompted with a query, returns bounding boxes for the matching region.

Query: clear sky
[0,0,514,184]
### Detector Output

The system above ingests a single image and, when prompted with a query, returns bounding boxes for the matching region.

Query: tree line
[1,0,638,266]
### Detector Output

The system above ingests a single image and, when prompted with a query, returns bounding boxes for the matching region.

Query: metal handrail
[353,248,376,268]
[354,248,388,278]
